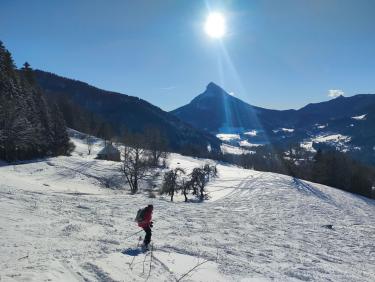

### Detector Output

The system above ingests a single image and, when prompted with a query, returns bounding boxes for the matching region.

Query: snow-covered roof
[97,144,120,155]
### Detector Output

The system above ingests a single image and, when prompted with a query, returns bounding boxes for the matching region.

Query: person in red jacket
[138,204,153,248]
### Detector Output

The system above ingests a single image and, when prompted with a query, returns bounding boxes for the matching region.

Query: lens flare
[204,12,226,38]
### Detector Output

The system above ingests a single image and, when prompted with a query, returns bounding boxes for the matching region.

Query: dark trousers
[143,226,152,245]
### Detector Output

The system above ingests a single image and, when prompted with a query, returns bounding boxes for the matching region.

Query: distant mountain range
[33,70,374,164]
[171,82,375,164]
[34,70,221,154]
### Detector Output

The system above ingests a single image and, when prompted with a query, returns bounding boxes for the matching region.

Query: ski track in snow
[0,137,374,281]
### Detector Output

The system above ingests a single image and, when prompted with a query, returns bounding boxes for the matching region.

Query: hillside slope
[34,70,221,154]
[0,134,374,281]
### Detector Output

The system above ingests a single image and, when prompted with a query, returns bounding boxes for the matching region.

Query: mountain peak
[203,82,230,98]
[206,82,224,92]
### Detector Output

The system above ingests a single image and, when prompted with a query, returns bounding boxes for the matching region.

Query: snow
[312,134,351,144]
[239,140,262,148]
[351,114,367,120]
[216,131,262,152]
[301,134,352,153]
[315,124,327,129]
[1,134,375,281]
[220,144,254,155]
[273,128,294,133]
[300,141,317,153]
[216,134,241,142]
[243,130,257,137]
[207,144,212,152]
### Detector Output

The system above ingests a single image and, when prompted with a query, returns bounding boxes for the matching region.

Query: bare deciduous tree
[144,126,169,167]
[121,133,152,193]
[181,179,192,202]
[86,135,94,155]
[190,164,218,201]
[161,167,185,201]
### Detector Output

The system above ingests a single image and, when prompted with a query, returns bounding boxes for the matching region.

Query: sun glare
[204,12,226,38]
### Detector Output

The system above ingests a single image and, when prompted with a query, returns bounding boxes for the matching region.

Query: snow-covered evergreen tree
[0,42,73,161]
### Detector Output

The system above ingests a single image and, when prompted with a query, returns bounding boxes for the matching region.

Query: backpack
[135,208,146,223]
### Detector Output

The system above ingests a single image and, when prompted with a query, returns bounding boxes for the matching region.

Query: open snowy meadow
[0,134,374,281]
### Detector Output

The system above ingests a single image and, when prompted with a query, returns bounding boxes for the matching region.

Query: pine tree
[0,42,72,161]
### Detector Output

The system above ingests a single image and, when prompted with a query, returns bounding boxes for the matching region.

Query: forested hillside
[34,70,221,155]
[0,41,73,161]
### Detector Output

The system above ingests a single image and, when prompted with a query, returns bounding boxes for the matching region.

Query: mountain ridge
[34,70,222,155]
[172,82,375,131]
[171,82,375,164]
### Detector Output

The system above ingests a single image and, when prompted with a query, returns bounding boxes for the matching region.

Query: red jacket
[138,207,153,228]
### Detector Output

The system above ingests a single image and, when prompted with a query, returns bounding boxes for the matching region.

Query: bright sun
[204,12,226,38]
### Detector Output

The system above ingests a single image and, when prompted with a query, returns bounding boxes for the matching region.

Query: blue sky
[1,0,374,111]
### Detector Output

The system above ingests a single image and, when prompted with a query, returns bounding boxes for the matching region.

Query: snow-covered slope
[1,134,374,281]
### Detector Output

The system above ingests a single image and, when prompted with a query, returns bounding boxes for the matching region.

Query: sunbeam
[217,39,271,143]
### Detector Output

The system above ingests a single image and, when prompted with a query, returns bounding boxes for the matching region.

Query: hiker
[137,204,153,249]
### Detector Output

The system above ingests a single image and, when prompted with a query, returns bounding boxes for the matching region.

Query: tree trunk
[200,185,204,201]
[133,177,138,193]
[183,189,188,202]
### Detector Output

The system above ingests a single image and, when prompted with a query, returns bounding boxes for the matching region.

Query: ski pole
[124,230,143,240]
[147,243,154,279]
[129,236,142,270]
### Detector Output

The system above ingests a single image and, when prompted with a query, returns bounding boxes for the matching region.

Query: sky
[1,0,374,111]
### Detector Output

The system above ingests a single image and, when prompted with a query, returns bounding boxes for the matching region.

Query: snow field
[0,134,374,281]
[216,134,241,142]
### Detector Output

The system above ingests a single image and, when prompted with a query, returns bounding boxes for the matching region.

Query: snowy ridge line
[290,176,375,211]
[291,177,331,200]
[290,177,335,201]
[289,177,346,210]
